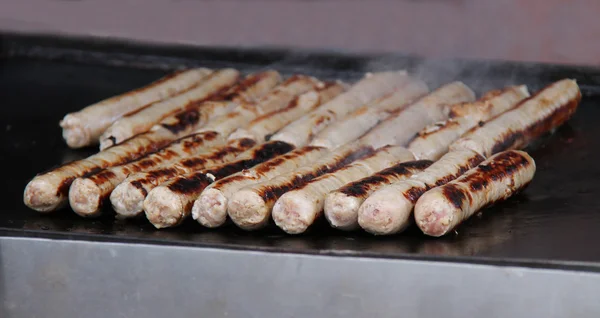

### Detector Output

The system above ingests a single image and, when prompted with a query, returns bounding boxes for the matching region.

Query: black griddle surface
[2,34,600,270]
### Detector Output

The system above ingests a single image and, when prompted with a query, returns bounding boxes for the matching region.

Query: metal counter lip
[2,236,600,318]
[3,230,600,274]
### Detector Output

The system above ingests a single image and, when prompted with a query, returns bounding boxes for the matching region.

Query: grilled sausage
[154,70,281,138]
[72,137,256,217]
[357,82,476,148]
[325,160,432,230]
[194,75,322,137]
[358,150,485,235]
[193,145,329,228]
[60,68,212,148]
[450,79,581,157]
[189,72,416,228]
[323,86,527,230]
[198,81,474,230]
[272,146,415,234]
[144,141,295,228]
[228,142,373,230]
[228,82,346,142]
[23,128,224,212]
[109,79,330,218]
[358,78,581,235]
[66,72,282,216]
[271,71,412,147]
[99,69,240,149]
[408,85,530,160]
[415,150,536,237]
[308,78,429,148]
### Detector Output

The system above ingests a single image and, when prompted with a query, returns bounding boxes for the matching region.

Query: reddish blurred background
[1,0,597,65]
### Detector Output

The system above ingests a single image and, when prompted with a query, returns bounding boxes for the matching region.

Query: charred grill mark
[250,96,301,123]
[430,153,484,188]
[161,109,201,134]
[258,146,373,197]
[238,138,256,148]
[168,141,294,194]
[167,173,213,195]
[219,71,270,101]
[179,131,220,153]
[522,93,581,142]
[130,181,148,197]
[178,139,256,169]
[442,184,467,209]
[489,86,580,155]
[403,186,428,203]
[490,130,525,155]
[56,177,76,196]
[252,144,313,175]
[338,160,433,197]
[461,151,532,193]
[89,170,117,184]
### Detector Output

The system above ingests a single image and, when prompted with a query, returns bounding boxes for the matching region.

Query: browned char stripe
[490,85,581,155]
[257,145,374,200]
[89,170,117,184]
[442,183,468,209]
[219,71,270,101]
[431,153,485,187]
[161,108,201,134]
[403,186,429,203]
[167,141,295,194]
[179,139,257,169]
[338,160,433,197]
[462,151,532,192]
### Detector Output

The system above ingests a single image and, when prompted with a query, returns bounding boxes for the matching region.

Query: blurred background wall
[1,0,597,65]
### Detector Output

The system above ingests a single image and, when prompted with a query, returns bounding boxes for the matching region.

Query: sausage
[143,141,295,228]
[272,146,415,234]
[198,81,474,230]
[228,82,346,142]
[192,145,329,228]
[357,82,476,148]
[358,150,485,235]
[66,72,282,216]
[450,79,581,157]
[415,150,536,237]
[408,85,530,160]
[324,160,432,231]
[271,71,412,147]
[358,78,581,235]
[23,128,221,212]
[99,69,240,149]
[108,78,331,218]
[60,68,212,148]
[189,72,413,228]
[227,142,374,230]
[71,137,256,217]
[321,85,516,229]
[155,70,282,138]
[308,78,429,148]
[195,75,322,137]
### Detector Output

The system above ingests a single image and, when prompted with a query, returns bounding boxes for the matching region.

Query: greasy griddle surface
[2,35,600,269]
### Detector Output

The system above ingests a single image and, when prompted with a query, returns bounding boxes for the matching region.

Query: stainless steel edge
[1,237,599,318]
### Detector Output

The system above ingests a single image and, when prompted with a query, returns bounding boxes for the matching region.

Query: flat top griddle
[2,33,600,272]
